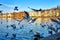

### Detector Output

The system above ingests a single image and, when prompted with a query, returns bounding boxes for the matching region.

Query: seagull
[51,18,60,24]
[23,11,37,23]
[34,32,44,40]
[15,11,30,24]
[11,24,16,31]
[5,33,8,37]
[48,30,53,35]
[23,11,32,22]
[20,25,24,29]
[48,26,58,33]
[6,25,9,28]
[40,24,46,28]
[14,6,18,11]
[12,34,16,38]
[28,7,42,12]
[11,34,16,40]
[0,4,2,6]
[28,18,37,23]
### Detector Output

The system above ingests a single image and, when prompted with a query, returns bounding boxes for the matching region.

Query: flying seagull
[15,11,31,24]
[11,24,16,31]
[11,34,16,40]
[0,10,2,13]
[28,7,42,12]
[0,4,2,6]
[14,6,18,11]
[34,32,44,40]
[23,11,32,21]
[48,30,53,35]
[23,11,37,23]
[40,24,46,28]
[5,33,8,37]
[48,26,58,33]
[28,18,37,23]
[12,34,16,38]
[6,25,9,28]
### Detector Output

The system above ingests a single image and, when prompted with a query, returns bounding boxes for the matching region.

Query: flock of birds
[3,17,60,40]
[16,11,37,24]
[15,11,60,40]
[0,11,60,40]
[0,3,60,40]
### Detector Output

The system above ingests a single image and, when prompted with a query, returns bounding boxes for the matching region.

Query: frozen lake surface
[0,19,60,40]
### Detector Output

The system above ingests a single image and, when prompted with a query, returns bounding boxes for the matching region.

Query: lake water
[0,17,60,40]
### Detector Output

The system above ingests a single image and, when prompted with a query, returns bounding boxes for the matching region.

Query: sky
[0,0,60,13]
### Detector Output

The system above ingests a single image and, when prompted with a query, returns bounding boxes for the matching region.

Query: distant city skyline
[0,0,60,13]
